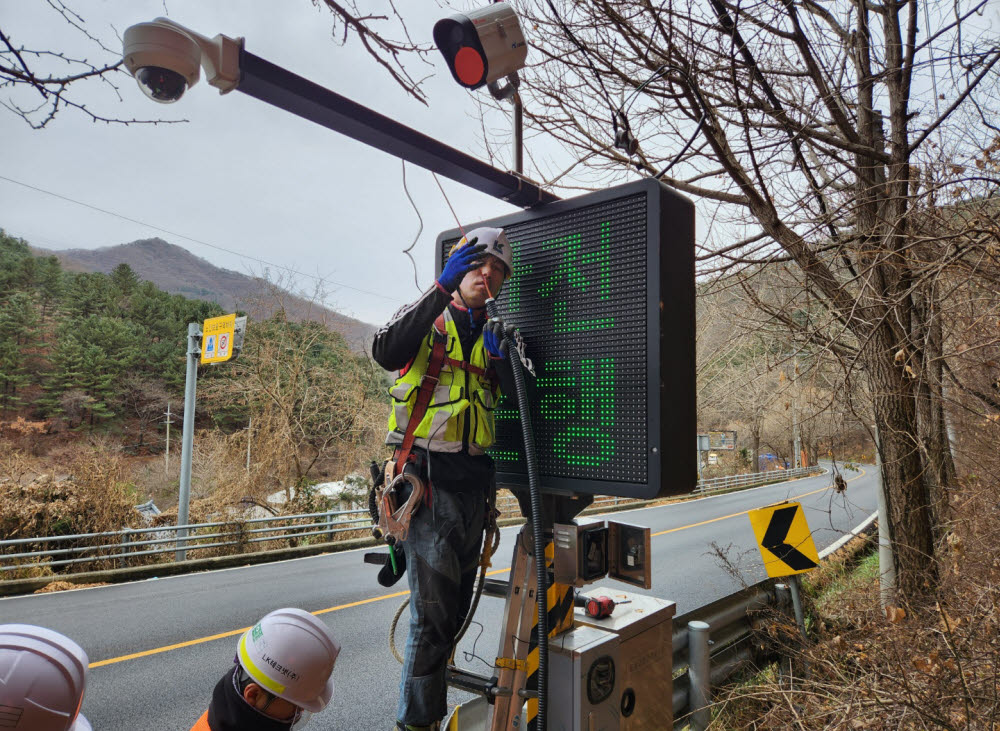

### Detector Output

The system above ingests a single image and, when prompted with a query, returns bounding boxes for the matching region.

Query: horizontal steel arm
[237,50,558,208]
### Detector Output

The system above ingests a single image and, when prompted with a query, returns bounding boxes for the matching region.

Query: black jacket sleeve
[371,283,453,371]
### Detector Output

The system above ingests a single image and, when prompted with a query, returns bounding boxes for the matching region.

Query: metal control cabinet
[574,588,676,730]
[548,625,621,731]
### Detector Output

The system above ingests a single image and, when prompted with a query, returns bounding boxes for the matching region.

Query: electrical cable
[432,173,466,240]
[399,160,424,292]
[486,294,548,731]
[0,173,401,303]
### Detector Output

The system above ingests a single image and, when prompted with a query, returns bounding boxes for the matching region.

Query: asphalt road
[0,465,877,730]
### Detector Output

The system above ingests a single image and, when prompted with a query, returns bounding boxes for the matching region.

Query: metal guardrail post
[119,529,131,569]
[688,620,712,730]
[788,575,808,642]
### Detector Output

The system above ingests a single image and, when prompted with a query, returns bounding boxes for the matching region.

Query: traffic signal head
[433,2,528,90]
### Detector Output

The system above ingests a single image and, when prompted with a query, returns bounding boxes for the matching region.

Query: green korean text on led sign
[444,193,648,484]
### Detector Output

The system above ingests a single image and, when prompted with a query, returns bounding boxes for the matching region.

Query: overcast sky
[1,2,537,326]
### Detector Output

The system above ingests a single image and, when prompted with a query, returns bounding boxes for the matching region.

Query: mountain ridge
[32,238,377,350]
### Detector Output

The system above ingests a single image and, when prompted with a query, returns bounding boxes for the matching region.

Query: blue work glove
[483,317,514,358]
[437,238,487,292]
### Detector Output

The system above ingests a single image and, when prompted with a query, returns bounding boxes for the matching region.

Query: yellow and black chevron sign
[524,542,575,730]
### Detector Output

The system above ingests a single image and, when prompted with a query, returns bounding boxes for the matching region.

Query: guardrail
[694,465,822,496]
[0,494,623,576]
[0,466,824,578]
[669,511,877,728]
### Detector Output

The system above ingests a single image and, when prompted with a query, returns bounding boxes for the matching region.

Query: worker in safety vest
[372,227,517,731]
[0,624,91,731]
[189,608,340,731]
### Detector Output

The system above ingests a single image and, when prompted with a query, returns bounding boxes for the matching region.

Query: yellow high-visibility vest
[386,310,499,454]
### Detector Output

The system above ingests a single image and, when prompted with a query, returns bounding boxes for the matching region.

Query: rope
[390,597,409,664]
[389,487,502,666]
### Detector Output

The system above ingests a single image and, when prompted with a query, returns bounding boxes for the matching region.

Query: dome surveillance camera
[122,18,240,103]
[123,21,201,103]
[134,66,190,103]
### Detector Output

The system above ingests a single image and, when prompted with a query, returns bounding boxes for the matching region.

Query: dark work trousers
[396,450,492,726]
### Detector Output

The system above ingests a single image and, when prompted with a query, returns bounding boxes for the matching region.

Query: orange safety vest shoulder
[189,710,211,731]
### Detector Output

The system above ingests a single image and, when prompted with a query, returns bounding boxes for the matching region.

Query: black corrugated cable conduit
[486,297,548,731]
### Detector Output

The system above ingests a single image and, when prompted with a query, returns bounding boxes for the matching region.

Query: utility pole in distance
[162,402,174,474]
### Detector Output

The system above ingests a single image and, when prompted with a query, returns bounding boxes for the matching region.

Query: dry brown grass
[0,439,142,576]
[712,477,1000,730]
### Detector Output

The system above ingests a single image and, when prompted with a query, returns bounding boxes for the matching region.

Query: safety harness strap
[395,314,449,475]
[443,357,488,377]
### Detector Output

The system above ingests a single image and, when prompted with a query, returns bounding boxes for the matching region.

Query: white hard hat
[459,226,513,279]
[237,608,340,713]
[0,624,92,731]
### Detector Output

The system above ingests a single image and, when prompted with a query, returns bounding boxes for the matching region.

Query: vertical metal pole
[696,437,703,484]
[246,416,252,472]
[688,620,711,731]
[164,402,171,474]
[177,322,201,562]
[788,575,808,642]
[512,91,523,174]
[119,529,130,570]
[874,424,896,607]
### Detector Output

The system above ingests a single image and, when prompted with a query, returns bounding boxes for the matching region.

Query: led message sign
[436,178,695,499]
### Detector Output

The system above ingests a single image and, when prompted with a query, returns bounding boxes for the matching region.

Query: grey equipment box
[574,588,676,730]
[548,624,621,731]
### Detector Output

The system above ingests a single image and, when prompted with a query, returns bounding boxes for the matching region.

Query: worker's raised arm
[372,239,487,371]
[371,284,452,371]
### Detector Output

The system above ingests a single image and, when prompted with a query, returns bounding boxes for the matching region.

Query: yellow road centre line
[90,468,864,669]
[651,467,866,537]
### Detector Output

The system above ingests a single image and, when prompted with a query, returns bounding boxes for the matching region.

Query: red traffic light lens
[454,46,485,86]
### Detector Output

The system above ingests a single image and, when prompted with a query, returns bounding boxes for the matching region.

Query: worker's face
[243,683,300,721]
[453,253,508,309]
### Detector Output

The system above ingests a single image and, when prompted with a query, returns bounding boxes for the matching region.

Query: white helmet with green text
[237,608,340,713]
[457,226,513,279]
[0,624,91,731]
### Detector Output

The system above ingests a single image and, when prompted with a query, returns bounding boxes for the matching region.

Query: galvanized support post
[177,322,201,562]
[512,91,523,174]
[119,528,131,569]
[788,575,808,642]
[688,620,711,731]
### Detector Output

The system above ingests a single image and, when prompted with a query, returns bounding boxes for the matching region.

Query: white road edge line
[819,511,878,559]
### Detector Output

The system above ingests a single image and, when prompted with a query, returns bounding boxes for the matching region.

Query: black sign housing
[436,178,695,499]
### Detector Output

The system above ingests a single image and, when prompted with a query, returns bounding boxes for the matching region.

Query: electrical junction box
[553,519,608,587]
[548,624,621,731]
[608,521,651,589]
[574,588,676,731]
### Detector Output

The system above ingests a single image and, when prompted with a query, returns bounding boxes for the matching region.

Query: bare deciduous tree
[515,0,1000,600]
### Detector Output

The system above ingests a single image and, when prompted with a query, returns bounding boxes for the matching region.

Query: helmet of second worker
[236,607,341,713]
